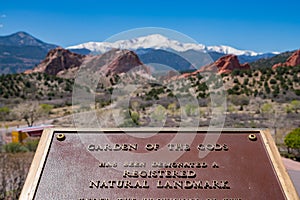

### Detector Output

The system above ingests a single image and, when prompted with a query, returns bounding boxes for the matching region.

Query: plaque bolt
[56,133,66,141]
[248,134,257,141]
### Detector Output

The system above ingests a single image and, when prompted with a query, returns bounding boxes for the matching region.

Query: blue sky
[0,0,299,53]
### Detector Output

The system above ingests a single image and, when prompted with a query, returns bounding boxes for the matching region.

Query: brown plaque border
[19,128,299,200]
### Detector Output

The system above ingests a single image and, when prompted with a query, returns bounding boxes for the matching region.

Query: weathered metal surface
[33,130,286,200]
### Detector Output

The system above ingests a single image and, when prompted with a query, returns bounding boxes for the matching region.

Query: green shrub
[185,104,198,116]
[269,79,277,84]
[130,111,140,125]
[2,142,29,153]
[2,139,40,153]
[229,95,250,106]
[151,105,166,122]
[0,106,10,121]
[294,89,300,96]
[24,139,40,152]
[285,128,300,150]
[243,78,249,85]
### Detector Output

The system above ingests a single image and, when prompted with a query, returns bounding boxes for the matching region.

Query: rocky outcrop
[25,47,145,78]
[272,50,300,69]
[212,54,250,74]
[177,54,250,79]
[25,47,85,75]
[272,63,283,69]
[97,49,143,75]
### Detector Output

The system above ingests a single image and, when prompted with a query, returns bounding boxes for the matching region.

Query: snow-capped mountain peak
[206,45,261,56]
[67,34,261,56]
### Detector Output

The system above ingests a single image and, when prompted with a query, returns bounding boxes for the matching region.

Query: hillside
[0,32,57,74]
[223,66,300,101]
[0,73,73,103]
[6,49,300,105]
[250,51,295,69]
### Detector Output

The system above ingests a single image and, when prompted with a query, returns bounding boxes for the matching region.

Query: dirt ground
[0,152,34,200]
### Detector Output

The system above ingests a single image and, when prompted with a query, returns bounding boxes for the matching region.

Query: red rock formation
[25,48,145,78]
[213,54,250,74]
[25,47,85,75]
[99,49,143,75]
[197,54,250,74]
[272,50,300,69]
[272,63,284,69]
[175,54,250,79]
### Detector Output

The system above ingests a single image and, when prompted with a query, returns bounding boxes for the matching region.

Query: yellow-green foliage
[2,140,39,153]
[285,128,300,149]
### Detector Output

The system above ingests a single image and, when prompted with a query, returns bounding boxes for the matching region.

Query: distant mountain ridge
[0,31,296,75]
[67,34,264,56]
[0,31,57,74]
[67,34,279,66]
[67,34,281,57]
[0,31,56,49]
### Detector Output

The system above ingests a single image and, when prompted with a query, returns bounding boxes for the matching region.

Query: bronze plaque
[20,129,298,200]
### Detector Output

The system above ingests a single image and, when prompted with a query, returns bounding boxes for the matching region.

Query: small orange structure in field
[11,124,54,143]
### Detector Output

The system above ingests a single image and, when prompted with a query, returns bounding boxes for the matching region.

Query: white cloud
[0,14,6,28]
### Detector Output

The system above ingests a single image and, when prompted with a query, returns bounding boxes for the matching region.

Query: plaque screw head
[56,133,66,141]
[248,134,257,141]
